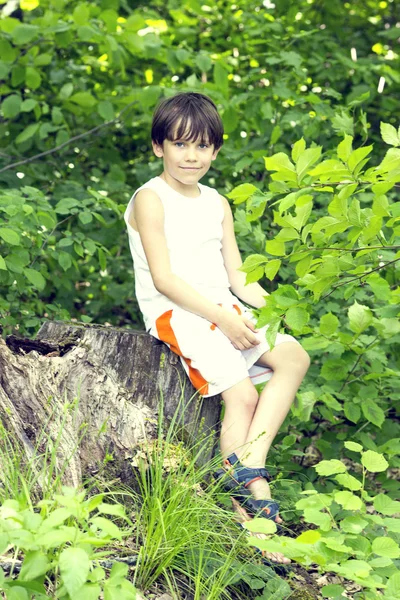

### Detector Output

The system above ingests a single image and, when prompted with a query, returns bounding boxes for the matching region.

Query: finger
[246,320,259,332]
[246,333,260,346]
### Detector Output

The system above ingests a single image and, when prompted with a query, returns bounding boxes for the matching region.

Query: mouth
[181,167,200,171]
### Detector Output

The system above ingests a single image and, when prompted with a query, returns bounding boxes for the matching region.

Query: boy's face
[152,125,220,183]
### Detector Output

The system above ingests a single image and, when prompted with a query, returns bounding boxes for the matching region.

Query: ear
[152,140,164,157]
[211,147,221,160]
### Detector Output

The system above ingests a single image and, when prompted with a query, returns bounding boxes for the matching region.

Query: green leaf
[285,307,309,331]
[380,122,400,147]
[97,100,115,121]
[213,61,229,91]
[97,503,126,518]
[6,588,29,600]
[35,527,76,549]
[243,517,277,534]
[314,460,347,476]
[59,82,73,100]
[264,259,281,281]
[361,399,385,428]
[371,537,400,558]
[361,450,388,473]
[70,92,97,108]
[343,402,360,423]
[332,111,354,136]
[38,508,72,533]
[366,273,390,300]
[319,313,339,336]
[384,518,400,533]
[296,530,321,544]
[59,547,90,597]
[73,584,102,600]
[321,359,348,381]
[25,66,41,89]
[348,301,372,334]
[195,53,212,72]
[238,254,268,272]
[0,227,20,245]
[373,494,400,516]
[24,268,46,290]
[11,24,39,44]
[344,441,363,453]
[265,240,286,256]
[337,135,353,162]
[347,145,373,173]
[90,516,122,539]
[296,146,322,183]
[321,584,346,599]
[2,94,22,118]
[15,123,40,144]
[264,152,295,173]
[19,551,50,581]
[78,211,93,225]
[340,516,368,533]
[259,578,291,600]
[222,105,239,134]
[291,138,306,163]
[58,251,72,271]
[303,509,332,531]
[292,391,317,421]
[21,99,37,112]
[334,491,363,510]
[73,4,90,26]
[386,573,400,599]
[227,183,260,204]
[270,125,281,145]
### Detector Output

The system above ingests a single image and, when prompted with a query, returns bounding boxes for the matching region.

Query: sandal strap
[241,497,280,522]
[224,453,272,485]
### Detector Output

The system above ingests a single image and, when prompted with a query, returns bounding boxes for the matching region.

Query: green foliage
[0,487,137,599]
[1,2,399,596]
[245,446,400,598]
[1,0,399,338]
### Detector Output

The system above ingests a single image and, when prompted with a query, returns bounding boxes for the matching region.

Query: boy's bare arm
[220,194,269,309]
[134,188,226,325]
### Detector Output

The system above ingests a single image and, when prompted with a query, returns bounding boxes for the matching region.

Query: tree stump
[0,321,222,492]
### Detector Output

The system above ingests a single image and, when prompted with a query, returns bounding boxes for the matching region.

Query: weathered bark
[0,321,222,492]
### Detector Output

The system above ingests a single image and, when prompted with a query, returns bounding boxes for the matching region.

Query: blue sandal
[214,453,280,523]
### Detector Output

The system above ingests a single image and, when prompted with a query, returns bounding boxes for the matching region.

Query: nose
[185,146,197,161]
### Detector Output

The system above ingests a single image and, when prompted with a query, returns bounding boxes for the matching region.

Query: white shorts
[149,298,300,398]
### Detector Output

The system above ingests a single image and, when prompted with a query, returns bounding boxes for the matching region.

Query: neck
[160,171,201,198]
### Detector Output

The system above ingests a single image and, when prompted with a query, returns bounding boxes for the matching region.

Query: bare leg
[241,343,310,520]
[219,377,258,459]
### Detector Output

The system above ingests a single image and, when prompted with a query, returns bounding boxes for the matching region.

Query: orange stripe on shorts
[155,309,209,395]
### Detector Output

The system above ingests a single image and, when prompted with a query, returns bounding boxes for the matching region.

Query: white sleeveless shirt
[123,175,233,332]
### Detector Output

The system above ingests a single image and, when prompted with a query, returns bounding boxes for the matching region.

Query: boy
[124,92,310,564]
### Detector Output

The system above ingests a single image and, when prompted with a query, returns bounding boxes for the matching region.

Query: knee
[242,388,259,413]
[277,343,311,375]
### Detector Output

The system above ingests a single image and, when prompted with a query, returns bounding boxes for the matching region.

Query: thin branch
[0,100,139,174]
[339,352,368,393]
[320,257,400,300]
[305,245,399,253]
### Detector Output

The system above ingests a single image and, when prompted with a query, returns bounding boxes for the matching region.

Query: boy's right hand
[216,310,261,351]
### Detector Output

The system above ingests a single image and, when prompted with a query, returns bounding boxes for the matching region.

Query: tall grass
[0,380,284,599]
[0,390,87,508]
[102,386,280,599]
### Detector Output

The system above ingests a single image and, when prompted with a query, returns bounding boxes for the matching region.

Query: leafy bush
[244,444,400,599]
[0,487,137,599]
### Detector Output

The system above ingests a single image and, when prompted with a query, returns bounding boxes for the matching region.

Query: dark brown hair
[151,92,224,151]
